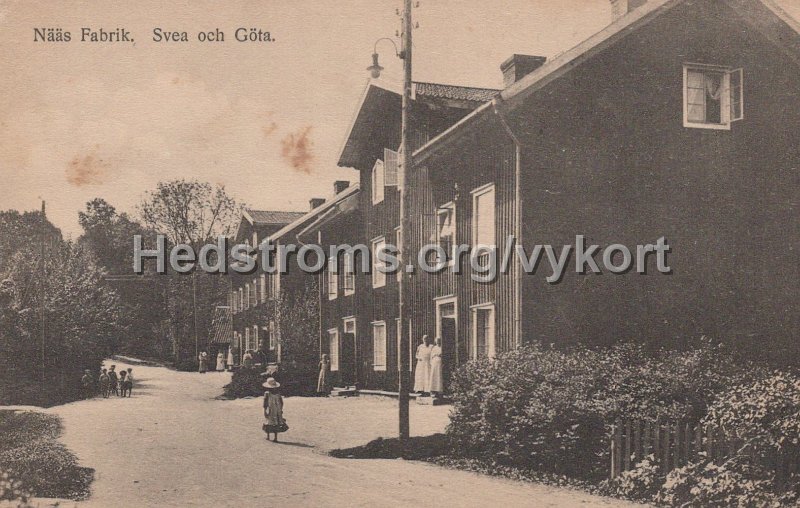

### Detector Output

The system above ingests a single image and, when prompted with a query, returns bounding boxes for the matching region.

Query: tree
[137,181,242,363]
[138,180,240,248]
[78,199,170,359]
[0,228,121,406]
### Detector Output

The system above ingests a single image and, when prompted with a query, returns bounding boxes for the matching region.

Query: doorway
[435,297,458,392]
[341,318,357,387]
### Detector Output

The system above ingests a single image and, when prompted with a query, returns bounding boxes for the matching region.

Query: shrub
[656,459,793,507]
[447,339,749,480]
[602,455,663,502]
[0,411,93,500]
[222,367,265,399]
[0,469,33,507]
[174,358,199,372]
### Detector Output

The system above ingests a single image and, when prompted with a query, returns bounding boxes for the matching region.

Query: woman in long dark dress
[262,378,286,442]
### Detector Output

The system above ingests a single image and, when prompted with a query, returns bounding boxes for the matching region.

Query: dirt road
[44,361,640,507]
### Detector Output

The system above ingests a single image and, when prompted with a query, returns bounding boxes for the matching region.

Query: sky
[1,0,799,238]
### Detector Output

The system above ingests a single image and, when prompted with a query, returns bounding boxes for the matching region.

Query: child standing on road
[118,370,127,397]
[99,368,110,398]
[262,378,287,442]
[81,369,94,399]
[122,368,133,397]
[108,365,119,396]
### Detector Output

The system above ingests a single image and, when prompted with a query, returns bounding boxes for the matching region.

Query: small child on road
[99,368,110,398]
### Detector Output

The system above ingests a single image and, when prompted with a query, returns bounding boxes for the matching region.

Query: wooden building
[328,0,800,393]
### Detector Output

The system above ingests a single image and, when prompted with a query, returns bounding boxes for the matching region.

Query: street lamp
[369,0,414,455]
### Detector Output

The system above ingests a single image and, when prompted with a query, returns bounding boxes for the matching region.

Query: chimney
[501,54,547,88]
[309,198,325,210]
[609,0,647,20]
[333,180,350,194]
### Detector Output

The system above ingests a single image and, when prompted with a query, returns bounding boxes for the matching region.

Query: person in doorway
[108,365,119,396]
[198,352,208,373]
[429,336,444,397]
[99,368,110,398]
[81,369,94,399]
[413,335,432,395]
[226,348,234,371]
[262,378,287,442]
[216,351,225,372]
[317,354,331,395]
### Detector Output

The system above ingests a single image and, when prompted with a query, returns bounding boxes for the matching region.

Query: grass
[0,410,94,501]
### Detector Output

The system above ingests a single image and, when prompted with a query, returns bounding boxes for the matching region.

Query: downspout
[492,97,524,349]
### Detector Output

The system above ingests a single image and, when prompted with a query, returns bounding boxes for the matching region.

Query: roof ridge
[413,80,500,92]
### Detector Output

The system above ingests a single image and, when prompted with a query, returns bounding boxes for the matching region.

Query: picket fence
[609,419,799,481]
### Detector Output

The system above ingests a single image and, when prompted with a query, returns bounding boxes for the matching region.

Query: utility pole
[40,200,46,387]
[192,271,199,360]
[397,0,413,452]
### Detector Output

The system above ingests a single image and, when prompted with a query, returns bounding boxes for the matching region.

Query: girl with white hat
[262,377,287,442]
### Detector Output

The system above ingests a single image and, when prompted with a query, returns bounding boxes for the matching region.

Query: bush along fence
[609,419,800,484]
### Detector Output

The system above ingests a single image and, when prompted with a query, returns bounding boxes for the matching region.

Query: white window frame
[384,148,399,187]
[682,63,744,130]
[372,321,387,371]
[328,257,338,300]
[472,184,496,258]
[268,321,277,350]
[471,303,496,360]
[253,325,259,351]
[260,274,267,303]
[436,202,456,266]
[372,159,385,204]
[244,327,251,351]
[328,328,339,371]
[251,279,258,306]
[371,236,387,288]
[343,252,355,296]
[244,285,250,310]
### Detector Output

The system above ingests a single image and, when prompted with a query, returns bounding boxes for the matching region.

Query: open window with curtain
[683,64,743,129]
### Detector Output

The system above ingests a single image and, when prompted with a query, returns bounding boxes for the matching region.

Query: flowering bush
[602,455,663,501]
[656,459,794,507]
[0,411,93,500]
[0,469,33,507]
[447,339,750,480]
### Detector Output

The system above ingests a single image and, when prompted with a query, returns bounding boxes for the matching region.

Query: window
[372,321,387,371]
[384,148,399,187]
[260,275,267,303]
[239,288,244,311]
[251,279,258,306]
[328,329,339,371]
[371,237,387,288]
[328,257,338,300]
[372,159,385,204]
[273,272,281,300]
[472,184,496,249]
[231,291,237,313]
[244,285,250,310]
[471,304,496,359]
[683,64,743,130]
[343,252,355,296]
[436,202,456,265]
[268,321,277,350]
[253,325,260,351]
[245,327,251,351]
[252,232,258,248]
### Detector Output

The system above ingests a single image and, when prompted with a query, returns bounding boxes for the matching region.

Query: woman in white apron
[413,335,432,394]
[429,336,443,396]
